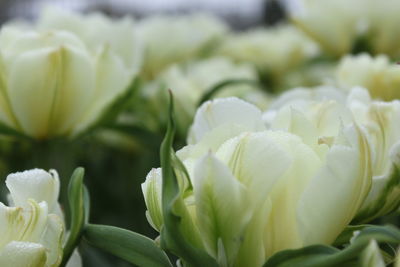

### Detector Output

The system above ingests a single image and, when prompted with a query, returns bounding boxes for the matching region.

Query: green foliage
[61,167,88,267]
[263,225,400,267]
[83,224,172,267]
[159,91,218,267]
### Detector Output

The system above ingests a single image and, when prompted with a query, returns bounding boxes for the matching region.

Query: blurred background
[0,1,286,266]
[0,0,285,27]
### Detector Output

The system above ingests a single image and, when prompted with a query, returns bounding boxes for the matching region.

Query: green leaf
[333,225,372,247]
[263,244,340,267]
[83,224,172,267]
[263,225,400,267]
[160,91,218,267]
[60,167,86,267]
[83,185,90,225]
[197,78,261,107]
[0,121,32,140]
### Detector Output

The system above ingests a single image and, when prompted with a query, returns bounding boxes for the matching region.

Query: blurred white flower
[285,0,364,56]
[37,7,142,73]
[286,0,400,57]
[217,24,317,76]
[0,10,138,139]
[143,57,268,135]
[216,25,318,90]
[336,53,400,101]
[137,14,228,79]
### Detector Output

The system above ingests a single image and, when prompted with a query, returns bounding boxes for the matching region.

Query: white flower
[143,97,372,266]
[37,7,142,73]
[336,53,400,101]
[0,169,81,267]
[0,16,136,139]
[285,0,364,56]
[143,57,267,135]
[266,86,400,222]
[216,24,317,76]
[285,0,400,57]
[137,14,227,79]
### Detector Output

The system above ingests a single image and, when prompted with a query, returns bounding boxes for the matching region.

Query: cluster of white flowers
[1,1,400,266]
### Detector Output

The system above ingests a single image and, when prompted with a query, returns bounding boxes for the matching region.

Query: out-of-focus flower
[265,86,400,222]
[0,12,137,139]
[0,169,81,267]
[283,61,336,90]
[142,57,269,135]
[364,0,400,58]
[336,53,400,101]
[216,24,317,90]
[285,0,400,58]
[143,97,372,266]
[137,14,228,79]
[37,7,142,73]
[285,0,363,56]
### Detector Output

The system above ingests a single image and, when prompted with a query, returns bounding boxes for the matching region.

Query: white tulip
[336,53,400,101]
[137,14,227,79]
[217,24,317,76]
[284,0,364,56]
[0,20,135,139]
[143,57,267,135]
[285,0,400,57]
[266,86,400,222]
[0,169,81,267]
[143,97,372,266]
[37,7,142,73]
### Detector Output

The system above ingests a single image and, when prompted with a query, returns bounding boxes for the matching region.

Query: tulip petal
[0,53,18,128]
[262,131,322,257]
[194,153,250,265]
[8,44,95,138]
[6,169,60,212]
[360,240,385,267]
[73,46,132,135]
[216,131,292,205]
[188,97,265,144]
[0,200,49,248]
[0,241,47,267]
[355,141,400,222]
[40,214,64,266]
[141,168,163,231]
[297,125,372,245]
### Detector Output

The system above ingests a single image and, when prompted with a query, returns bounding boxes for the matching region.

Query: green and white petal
[66,249,82,267]
[6,169,60,212]
[0,241,47,267]
[7,42,95,138]
[187,97,265,144]
[193,153,250,266]
[39,214,64,267]
[355,141,400,222]
[73,45,132,136]
[262,131,322,257]
[297,125,372,246]
[360,240,385,267]
[141,168,163,231]
[215,131,291,206]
